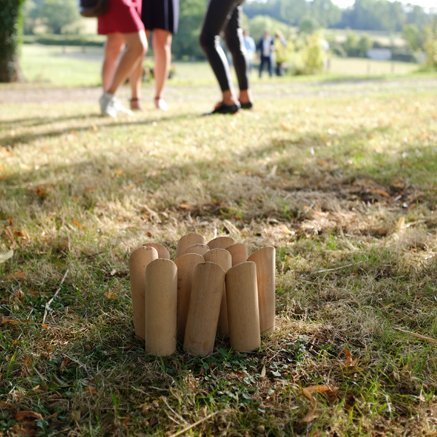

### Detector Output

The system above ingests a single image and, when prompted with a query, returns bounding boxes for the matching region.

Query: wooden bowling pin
[227,243,248,266]
[143,243,170,259]
[204,249,232,337]
[176,233,204,257]
[248,246,276,335]
[129,246,158,340]
[226,261,261,352]
[181,243,209,256]
[145,259,177,356]
[183,262,225,356]
[207,236,235,250]
[175,253,204,340]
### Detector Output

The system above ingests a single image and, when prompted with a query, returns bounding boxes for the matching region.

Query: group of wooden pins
[129,233,276,356]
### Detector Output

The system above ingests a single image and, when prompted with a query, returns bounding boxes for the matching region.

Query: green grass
[0,53,436,435]
[16,44,420,88]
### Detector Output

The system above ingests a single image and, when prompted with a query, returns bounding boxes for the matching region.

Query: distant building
[367,48,392,61]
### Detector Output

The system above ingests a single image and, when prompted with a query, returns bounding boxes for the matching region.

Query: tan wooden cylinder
[144,259,177,356]
[183,262,225,356]
[129,246,158,340]
[248,246,276,335]
[226,261,261,352]
[204,249,232,337]
[181,243,209,256]
[175,253,204,340]
[176,233,204,257]
[227,243,248,266]
[143,243,170,259]
[207,236,235,250]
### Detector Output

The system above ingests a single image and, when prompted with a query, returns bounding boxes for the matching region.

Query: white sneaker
[99,92,132,118]
[154,97,168,111]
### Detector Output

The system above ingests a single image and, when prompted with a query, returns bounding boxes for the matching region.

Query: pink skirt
[98,0,144,35]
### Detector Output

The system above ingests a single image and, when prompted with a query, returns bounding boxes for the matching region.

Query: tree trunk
[0,0,25,82]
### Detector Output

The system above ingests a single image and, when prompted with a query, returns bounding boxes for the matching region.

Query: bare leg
[129,57,144,109]
[152,29,172,109]
[102,33,125,91]
[107,31,147,95]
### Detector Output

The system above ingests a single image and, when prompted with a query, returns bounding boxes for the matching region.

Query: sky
[329,0,436,10]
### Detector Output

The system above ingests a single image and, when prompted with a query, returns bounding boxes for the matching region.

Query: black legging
[199,0,248,93]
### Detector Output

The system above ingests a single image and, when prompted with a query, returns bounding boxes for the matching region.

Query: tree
[299,16,320,34]
[41,0,81,35]
[0,0,25,82]
[424,18,437,70]
[172,0,204,60]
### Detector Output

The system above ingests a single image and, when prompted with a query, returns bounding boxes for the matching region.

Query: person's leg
[152,28,172,109]
[267,56,273,77]
[223,5,251,105]
[106,30,147,95]
[129,57,144,109]
[102,33,125,91]
[259,56,265,78]
[199,0,240,107]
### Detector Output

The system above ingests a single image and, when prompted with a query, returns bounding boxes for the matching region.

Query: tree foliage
[245,0,433,32]
[24,0,81,35]
[168,0,205,60]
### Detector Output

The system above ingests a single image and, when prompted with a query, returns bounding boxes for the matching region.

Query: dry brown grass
[1,76,436,435]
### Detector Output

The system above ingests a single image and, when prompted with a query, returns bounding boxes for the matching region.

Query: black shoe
[239,101,253,110]
[210,102,240,115]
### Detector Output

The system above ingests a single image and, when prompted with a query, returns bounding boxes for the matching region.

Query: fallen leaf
[302,385,338,401]
[15,411,43,421]
[301,385,338,423]
[0,250,14,263]
[340,348,359,369]
[1,317,21,326]
[369,188,390,198]
[104,290,118,300]
[32,186,48,199]
[6,271,26,281]
[72,219,84,229]
[14,230,29,239]
[178,202,194,210]
[260,365,266,378]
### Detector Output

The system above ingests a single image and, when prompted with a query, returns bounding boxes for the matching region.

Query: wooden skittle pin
[176,233,204,258]
[180,243,209,256]
[143,243,170,259]
[183,262,225,356]
[248,246,276,335]
[227,242,248,266]
[207,236,235,250]
[129,246,158,340]
[175,253,204,340]
[204,249,232,337]
[145,259,177,356]
[226,261,261,352]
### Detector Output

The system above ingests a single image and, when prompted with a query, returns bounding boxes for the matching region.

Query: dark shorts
[141,0,179,34]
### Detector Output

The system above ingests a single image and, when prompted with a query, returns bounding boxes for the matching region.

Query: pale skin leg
[151,28,172,105]
[106,30,148,95]
[129,58,144,108]
[102,33,124,92]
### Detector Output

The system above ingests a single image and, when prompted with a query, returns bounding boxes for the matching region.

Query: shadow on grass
[0,112,197,148]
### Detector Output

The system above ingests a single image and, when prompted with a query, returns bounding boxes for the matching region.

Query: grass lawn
[0,51,436,435]
[17,44,419,88]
